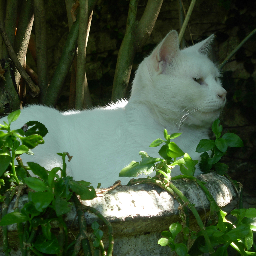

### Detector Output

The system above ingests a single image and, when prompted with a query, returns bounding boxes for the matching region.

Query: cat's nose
[217,91,227,100]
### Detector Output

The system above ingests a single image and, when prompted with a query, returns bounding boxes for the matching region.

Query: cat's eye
[193,77,204,85]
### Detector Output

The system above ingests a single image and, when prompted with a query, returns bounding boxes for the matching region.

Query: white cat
[0,30,226,188]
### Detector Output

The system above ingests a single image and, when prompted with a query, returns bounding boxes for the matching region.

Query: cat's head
[131,30,227,129]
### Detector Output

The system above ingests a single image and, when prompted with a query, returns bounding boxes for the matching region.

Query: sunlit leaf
[24,177,48,191]
[158,238,169,246]
[69,180,96,200]
[150,138,164,147]
[169,223,182,238]
[167,142,184,159]
[170,133,182,139]
[27,162,48,182]
[15,145,29,155]
[7,110,21,124]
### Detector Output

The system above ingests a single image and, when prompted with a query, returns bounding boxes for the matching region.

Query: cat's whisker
[177,107,201,129]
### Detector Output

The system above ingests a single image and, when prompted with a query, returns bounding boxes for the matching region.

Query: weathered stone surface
[0,173,236,256]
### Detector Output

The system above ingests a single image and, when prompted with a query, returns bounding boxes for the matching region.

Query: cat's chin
[199,109,222,123]
[187,109,222,127]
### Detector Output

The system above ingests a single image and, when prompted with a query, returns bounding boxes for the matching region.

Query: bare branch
[0,20,40,97]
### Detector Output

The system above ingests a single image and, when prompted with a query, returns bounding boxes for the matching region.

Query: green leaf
[214,162,228,175]
[167,142,184,159]
[0,211,28,226]
[199,152,212,173]
[212,119,222,138]
[225,224,250,241]
[0,155,12,176]
[24,177,48,191]
[196,139,215,153]
[245,229,253,250]
[21,134,44,149]
[119,151,160,177]
[93,239,100,248]
[0,123,8,130]
[21,202,41,219]
[182,153,197,175]
[7,110,21,124]
[217,210,228,232]
[25,121,48,137]
[215,138,228,153]
[27,162,48,182]
[244,208,256,219]
[211,245,228,256]
[150,138,164,147]
[54,177,73,199]
[0,130,7,138]
[164,129,170,140]
[48,167,61,188]
[69,180,96,200]
[158,144,172,161]
[53,197,71,216]
[175,243,188,256]
[34,234,60,254]
[158,238,170,246]
[94,229,104,240]
[30,191,54,212]
[16,166,28,181]
[161,231,172,239]
[92,221,100,231]
[169,223,182,238]
[15,145,29,155]
[222,133,243,147]
[119,161,148,177]
[170,133,182,139]
[41,221,52,240]
[210,148,224,165]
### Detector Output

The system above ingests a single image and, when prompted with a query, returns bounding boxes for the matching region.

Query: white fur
[0,30,226,188]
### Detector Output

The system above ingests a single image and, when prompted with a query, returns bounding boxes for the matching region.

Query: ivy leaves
[196,119,243,174]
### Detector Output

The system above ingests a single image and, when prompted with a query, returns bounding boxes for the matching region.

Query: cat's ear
[150,30,180,73]
[187,34,215,55]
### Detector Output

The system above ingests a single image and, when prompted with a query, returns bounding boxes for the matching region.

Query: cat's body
[0,30,226,188]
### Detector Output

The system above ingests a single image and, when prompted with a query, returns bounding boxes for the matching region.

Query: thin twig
[80,205,114,256]
[72,194,92,256]
[178,0,197,44]
[0,20,40,97]
[219,28,256,70]
[2,189,17,256]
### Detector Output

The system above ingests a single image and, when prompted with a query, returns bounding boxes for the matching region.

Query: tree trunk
[111,0,163,102]
[34,0,48,103]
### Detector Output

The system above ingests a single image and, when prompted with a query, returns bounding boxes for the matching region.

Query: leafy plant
[119,130,197,181]
[120,119,255,255]
[196,119,243,174]
[0,110,114,255]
